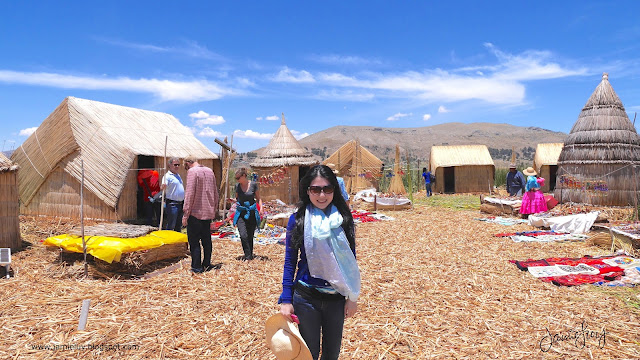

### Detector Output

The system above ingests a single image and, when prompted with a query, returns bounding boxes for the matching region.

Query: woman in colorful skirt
[520,167,548,217]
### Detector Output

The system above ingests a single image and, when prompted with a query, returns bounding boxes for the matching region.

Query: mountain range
[245,122,567,167]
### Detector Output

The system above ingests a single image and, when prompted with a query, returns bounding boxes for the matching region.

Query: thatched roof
[11,97,217,208]
[0,152,18,172]
[250,114,319,168]
[532,143,563,171]
[323,140,383,177]
[430,145,495,170]
[558,73,640,166]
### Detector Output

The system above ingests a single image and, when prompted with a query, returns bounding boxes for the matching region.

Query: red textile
[137,169,160,202]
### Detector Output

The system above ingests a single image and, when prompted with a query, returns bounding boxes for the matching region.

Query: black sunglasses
[308,185,335,195]
[172,163,180,167]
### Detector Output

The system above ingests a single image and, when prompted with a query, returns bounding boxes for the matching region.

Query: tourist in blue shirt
[422,167,433,197]
[278,165,360,360]
[161,157,185,232]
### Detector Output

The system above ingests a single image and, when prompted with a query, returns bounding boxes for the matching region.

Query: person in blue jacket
[278,165,361,360]
[422,167,433,196]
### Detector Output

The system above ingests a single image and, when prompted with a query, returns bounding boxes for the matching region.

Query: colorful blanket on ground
[495,230,587,243]
[510,253,639,287]
[212,224,287,245]
[475,217,529,226]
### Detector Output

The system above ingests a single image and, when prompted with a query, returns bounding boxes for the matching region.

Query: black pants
[236,214,257,258]
[187,216,212,272]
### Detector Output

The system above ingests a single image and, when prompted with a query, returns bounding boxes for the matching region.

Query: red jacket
[137,169,160,202]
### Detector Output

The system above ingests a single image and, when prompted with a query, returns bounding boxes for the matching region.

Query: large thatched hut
[532,143,564,193]
[429,145,495,194]
[250,114,319,204]
[11,97,221,221]
[323,140,383,193]
[0,153,20,250]
[554,73,640,206]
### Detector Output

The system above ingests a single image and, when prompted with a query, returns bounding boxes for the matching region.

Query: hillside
[245,122,567,167]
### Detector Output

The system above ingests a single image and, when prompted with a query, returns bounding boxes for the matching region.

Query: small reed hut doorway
[299,166,311,182]
[443,166,455,193]
[137,155,156,220]
[548,165,558,191]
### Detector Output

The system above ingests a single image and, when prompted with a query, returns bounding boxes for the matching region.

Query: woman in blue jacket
[278,165,361,360]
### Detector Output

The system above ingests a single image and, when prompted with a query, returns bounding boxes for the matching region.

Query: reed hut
[10,97,221,221]
[250,114,319,204]
[429,145,495,194]
[0,153,20,250]
[532,143,564,193]
[323,140,383,193]
[554,73,640,206]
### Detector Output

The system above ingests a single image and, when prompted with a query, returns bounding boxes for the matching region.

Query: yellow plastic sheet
[44,230,188,264]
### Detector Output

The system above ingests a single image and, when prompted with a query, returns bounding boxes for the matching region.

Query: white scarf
[304,204,361,301]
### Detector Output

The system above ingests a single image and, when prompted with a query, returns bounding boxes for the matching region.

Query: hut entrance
[548,165,558,191]
[299,166,311,181]
[443,167,455,193]
[137,155,156,220]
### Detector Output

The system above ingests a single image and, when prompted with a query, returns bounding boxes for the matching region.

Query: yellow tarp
[44,230,188,264]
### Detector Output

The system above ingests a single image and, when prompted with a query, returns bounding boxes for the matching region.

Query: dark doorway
[299,166,310,180]
[549,165,558,191]
[444,167,455,193]
[137,155,156,221]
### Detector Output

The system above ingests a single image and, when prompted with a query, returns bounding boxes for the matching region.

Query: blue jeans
[293,289,346,360]
[425,183,432,196]
[164,201,183,232]
[187,216,212,272]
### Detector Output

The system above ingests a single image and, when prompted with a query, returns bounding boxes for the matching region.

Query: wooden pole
[81,160,87,278]
[407,151,413,203]
[634,165,638,221]
[223,135,233,220]
[159,135,168,230]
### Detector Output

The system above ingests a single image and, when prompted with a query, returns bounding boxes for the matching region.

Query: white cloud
[233,129,274,139]
[256,116,263,120]
[422,114,432,121]
[272,67,315,83]
[0,70,244,102]
[310,54,381,66]
[189,111,225,126]
[19,127,38,136]
[315,89,374,102]
[265,115,279,121]
[438,106,450,113]
[198,127,223,137]
[387,112,412,121]
[97,37,225,61]
[290,130,310,140]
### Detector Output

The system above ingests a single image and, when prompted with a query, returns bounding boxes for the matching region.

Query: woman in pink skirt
[520,167,548,216]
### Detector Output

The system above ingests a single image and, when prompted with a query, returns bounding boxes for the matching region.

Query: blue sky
[1,1,640,153]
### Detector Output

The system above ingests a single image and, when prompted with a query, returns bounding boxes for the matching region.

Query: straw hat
[265,314,312,360]
[325,163,339,175]
[523,167,537,176]
[508,163,516,169]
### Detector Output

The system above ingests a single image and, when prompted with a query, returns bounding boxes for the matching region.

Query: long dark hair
[290,165,355,251]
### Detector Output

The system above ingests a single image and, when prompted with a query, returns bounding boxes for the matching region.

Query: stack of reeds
[0,153,20,250]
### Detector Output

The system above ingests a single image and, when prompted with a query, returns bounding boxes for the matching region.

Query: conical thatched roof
[0,152,18,172]
[250,113,319,168]
[555,73,640,206]
[323,140,383,176]
[11,97,217,208]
